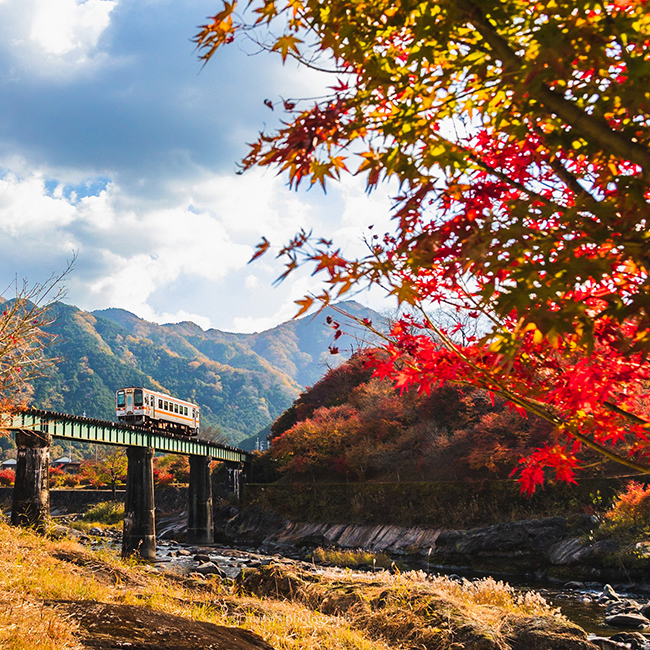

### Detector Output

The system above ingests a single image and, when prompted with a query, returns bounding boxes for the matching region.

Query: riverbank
[0,519,601,650]
[216,505,650,588]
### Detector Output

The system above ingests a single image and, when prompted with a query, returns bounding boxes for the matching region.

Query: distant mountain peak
[92,308,146,333]
[33,299,383,444]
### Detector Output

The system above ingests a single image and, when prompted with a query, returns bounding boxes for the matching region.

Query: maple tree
[196,0,650,491]
[81,449,128,498]
[0,268,71,427]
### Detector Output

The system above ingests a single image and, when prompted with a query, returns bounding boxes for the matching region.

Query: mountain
[29,300,382,443]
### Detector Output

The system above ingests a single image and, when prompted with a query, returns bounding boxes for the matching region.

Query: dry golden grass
[0,521,390,650]
[0,520,588,650]
[0,590,83,650]
[311,547,394,569]
[238,564,588,650]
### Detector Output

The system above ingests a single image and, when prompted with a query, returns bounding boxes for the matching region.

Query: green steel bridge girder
[4,410,251,464]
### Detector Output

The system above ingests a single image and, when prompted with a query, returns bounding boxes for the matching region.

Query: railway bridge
[2,408,252,559]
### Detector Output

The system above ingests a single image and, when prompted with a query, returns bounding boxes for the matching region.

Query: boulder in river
[590,637,634,650]
[610,632,650,650]
[604,612,650,629]
[598,584,621,603]
[195,562,226,578]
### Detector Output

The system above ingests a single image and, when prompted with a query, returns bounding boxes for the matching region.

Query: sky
[0,0,397,333]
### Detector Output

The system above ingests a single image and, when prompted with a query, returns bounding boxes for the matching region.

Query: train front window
[117,391,125,408]
[134,389,143,407]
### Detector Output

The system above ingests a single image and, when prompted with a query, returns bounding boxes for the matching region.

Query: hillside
[267,350,560,482]
[29,301,381,443]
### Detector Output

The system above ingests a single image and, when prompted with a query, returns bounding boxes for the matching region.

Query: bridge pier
[11,429,51,531]
[187,455,213,545]
[122,447,156,559]
[225,461,245,499]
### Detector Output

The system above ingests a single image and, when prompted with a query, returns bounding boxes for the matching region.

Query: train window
[158,399,162,409]
[164,401,168,410]
[184,406,188,415]
[174,403,179,413]
[134,389,143,407]
[117,391,125,407]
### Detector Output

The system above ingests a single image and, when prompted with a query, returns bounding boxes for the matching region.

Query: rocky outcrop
[239,563,599,650]
[218,507,649,584]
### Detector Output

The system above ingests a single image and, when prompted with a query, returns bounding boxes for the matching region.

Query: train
[116,387,200,435]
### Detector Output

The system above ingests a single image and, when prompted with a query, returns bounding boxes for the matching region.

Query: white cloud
[154,310,212,331]
[0,0,117,79]
[244,274,261,290]
[0,159,399,334]
[30,0,116,57]
[0,173,76,235]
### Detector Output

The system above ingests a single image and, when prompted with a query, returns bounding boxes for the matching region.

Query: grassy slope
[0,520,594,650]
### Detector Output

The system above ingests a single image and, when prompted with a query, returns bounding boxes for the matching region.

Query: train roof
[116,387,199,409]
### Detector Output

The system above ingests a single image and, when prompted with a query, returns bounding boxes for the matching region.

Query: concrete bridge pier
[122,446,156,559]
[225,461,246,500]
[187,455,213,545]
[11,429,51,531]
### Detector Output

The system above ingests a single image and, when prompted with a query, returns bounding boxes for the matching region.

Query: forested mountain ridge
[29,300,381,443]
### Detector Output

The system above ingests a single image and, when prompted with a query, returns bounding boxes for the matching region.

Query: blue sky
[0,0,395,332]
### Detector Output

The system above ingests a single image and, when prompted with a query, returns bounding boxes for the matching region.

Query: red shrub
[0,469,15,487]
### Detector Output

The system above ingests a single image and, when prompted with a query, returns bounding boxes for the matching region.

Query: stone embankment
[217,507,649,586]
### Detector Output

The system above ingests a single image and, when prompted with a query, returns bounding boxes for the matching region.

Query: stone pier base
[187,455,214,545]
[122,447,156,559]
[11,429,51,531]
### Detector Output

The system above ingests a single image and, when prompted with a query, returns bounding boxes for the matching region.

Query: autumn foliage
[0,266,72,427]
[602,481,650,533]
[197,0,650,492]
[0,469,14,487]
[270,351,557,482]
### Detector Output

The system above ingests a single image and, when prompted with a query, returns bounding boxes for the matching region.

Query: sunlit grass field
[0,519,576,650]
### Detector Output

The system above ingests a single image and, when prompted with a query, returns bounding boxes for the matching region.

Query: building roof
[53,456,80,465]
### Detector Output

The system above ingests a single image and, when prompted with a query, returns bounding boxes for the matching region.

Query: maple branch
[326,302,650,475]
[461,0,650,173]
[604,401,650,428]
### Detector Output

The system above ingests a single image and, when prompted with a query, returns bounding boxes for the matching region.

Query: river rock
[441,517,568,555]
[565,581,587,589]
[599,584,621,602]
[590,637,634,650]
[605,613,650,629]
[195,562,226,578]
[193,554,211,563]
[606,600,643,616]
[610,632,650,649]
[549,538,593,565]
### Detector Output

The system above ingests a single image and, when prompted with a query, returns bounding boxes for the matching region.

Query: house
[51,456,81,473]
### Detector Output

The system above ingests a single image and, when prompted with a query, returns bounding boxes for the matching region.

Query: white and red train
[116,387,200,435]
